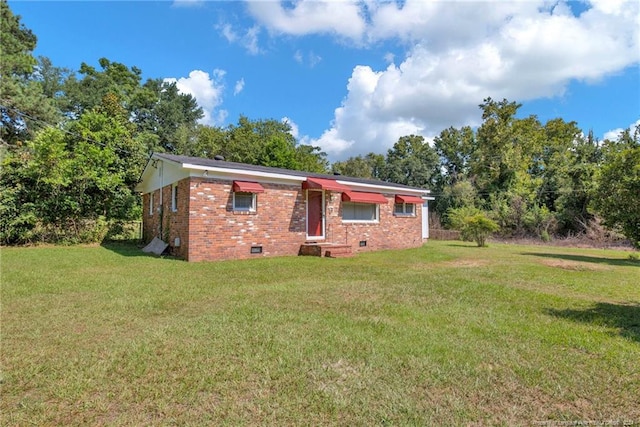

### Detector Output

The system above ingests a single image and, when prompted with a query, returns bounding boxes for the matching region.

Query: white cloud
[282,117,299,139]
[246,1,366,41]
[293,50,303,64]
[285,0,640,159]
[308,51,322,68]
[164,69,227,126]
[234,78,245,96]
[294,49,322,67]
[218,23,263,55]
[604,118,640,141]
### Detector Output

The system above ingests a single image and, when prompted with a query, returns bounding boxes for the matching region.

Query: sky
[10,0,640,161]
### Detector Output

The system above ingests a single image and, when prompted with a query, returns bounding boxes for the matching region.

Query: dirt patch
[539,259,611,271]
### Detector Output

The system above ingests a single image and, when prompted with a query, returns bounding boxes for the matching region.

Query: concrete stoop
[299,242,353,258]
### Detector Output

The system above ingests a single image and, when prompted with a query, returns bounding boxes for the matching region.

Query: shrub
[448,207,500,247]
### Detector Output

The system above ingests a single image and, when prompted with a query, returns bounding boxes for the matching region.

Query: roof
[150,152,430,194]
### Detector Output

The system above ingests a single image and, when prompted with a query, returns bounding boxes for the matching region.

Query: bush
[448,207,500,247]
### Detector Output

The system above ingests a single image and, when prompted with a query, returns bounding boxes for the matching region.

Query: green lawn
[2,241,639,425]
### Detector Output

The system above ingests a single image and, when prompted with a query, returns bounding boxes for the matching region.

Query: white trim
[184,163,306,183]
[394,202,415,216]
[341,201,380,223]
[232,192,257,212]
[306,190,325,240]
[336,180,430,195]
[422,201,429,239]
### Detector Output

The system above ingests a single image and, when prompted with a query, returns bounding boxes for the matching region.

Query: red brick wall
[142,179,190,259]
[143,177,424,262]
[324,191,423,255]
[187,177,306,262]
[142,190,160,242]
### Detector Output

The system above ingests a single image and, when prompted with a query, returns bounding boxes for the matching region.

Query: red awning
[342,191,388,204]
[302,177,350,192]
[233,181,265,193]
[395,194,425,204]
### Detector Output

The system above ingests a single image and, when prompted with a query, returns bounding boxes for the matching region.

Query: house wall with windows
[322,192,423,254]
[142,177,425,262]
[142,178,191,259]
[137,153,431,262]
[186,177,306,262]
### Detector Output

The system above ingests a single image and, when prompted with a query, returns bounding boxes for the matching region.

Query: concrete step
[299,243,353,258]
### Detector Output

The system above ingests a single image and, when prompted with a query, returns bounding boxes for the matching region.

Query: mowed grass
[1,241,639,426]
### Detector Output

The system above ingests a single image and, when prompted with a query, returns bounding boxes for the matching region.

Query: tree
[0,0,58,145]
[331,152,384,179]
[472,98,545,199]
[433,126,475,216]
[220,116,327,171]
[0,102,146,244]
[63,58,143,117]
[434,125,474,186]
[382,135,439,187]
[132,79,203,152]
[294,144,328,173]
[593,127,640,247]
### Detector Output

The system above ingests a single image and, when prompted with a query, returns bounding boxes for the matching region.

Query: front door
[307,190,324,240]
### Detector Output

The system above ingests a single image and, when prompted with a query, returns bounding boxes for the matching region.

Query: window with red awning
[395,194,424,204]
[342,191,388,204]
[233,181,265,193]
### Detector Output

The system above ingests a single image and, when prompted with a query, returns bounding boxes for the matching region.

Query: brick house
[135,153,433,262]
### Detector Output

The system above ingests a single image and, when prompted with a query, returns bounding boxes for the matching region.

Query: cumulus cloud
[248,0,639,158]
[246,1,366,41]
[604,118,640,141]
[164,69,227,126]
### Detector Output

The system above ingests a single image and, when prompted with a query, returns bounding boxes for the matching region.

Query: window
[342,202,378,222]
[394,202,415,216]
[149,192,154,216]
[233,192,256,212]
[171,184,178,212]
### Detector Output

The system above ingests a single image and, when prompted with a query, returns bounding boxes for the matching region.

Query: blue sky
[11,0,640,160]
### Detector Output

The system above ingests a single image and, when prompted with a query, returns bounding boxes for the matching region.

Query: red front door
[307,191,324,239]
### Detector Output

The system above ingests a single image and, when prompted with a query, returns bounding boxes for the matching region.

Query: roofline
[337,180,431,195]
[147,152,431,195]
[183,163,307,182]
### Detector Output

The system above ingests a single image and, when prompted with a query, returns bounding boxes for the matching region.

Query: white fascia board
[135,158,189,193]
[336,180,430,195]
[184,164,306,184]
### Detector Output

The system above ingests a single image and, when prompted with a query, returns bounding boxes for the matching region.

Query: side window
[171,184,178,212]
[149,192,154,216]
[394,202,415,216]
[233,192,256,212]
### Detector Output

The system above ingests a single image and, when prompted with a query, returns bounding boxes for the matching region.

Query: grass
[1,241,639,426]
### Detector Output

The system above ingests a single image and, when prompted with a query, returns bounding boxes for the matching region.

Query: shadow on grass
[445,243,476,248]
[521,252,639,268]
[546,303,640,343]
[100,240,171,259]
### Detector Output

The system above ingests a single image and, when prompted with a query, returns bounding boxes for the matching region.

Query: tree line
[333,99,639,247]
[1,1,638,247]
